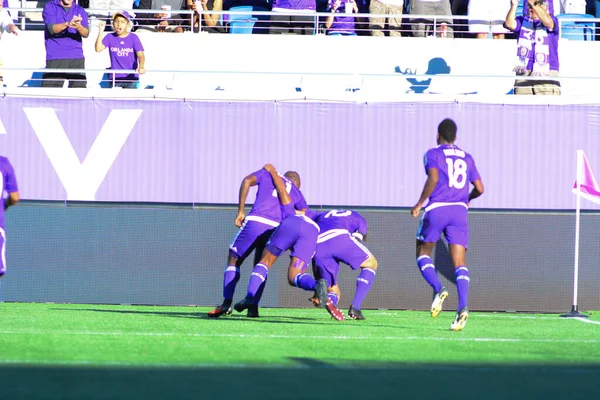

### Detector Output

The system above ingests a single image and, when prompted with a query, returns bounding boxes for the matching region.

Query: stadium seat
[516,0,524,16]
[228,6,258,34]
[20,71,44,87]
[557,13,595,40]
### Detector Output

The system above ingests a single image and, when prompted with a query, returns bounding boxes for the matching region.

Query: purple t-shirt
[272,0,316,11]
[512,16,560,71]
[424,144,480,205]
[315,209,367,236]
[42,0,89,61]
[0,156,18,228]
[102,33,144,81]
[327,0,355,35]
[247,168,308,223]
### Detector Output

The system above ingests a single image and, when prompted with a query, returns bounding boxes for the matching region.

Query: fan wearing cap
[95,11,145,89]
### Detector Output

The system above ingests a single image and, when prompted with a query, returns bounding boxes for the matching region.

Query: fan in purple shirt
[410,118,484,332]
[208,165,308,319]
[311,209,378,320]
[0,155,19,277]
[233,164,345,321]
[41,0,89,88]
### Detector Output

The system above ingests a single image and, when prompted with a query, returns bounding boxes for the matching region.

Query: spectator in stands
[42,0,89,88]
[504,0,561,95]
[0,0,19,84]
[95,11,145,88]
[409,0,454,38]
[136,0,188,32]
[369,0,404,36]
[269,0,316,34]
[468,0,510,39]
[325,0,358,35]
[187,0,225,33]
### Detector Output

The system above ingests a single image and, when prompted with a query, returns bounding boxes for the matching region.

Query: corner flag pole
[561,150,589,318]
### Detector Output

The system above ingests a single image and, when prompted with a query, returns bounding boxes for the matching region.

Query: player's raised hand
[98,20,106,32]
[234,211,245,227]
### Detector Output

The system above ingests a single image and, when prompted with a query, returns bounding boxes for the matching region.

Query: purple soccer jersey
[247,168,308,223]
[229,168,308,260]
[0,156,18,229]
[265,214,320,264]
[327,0,356,35]
[0,156,18,275]
[313,210,371,286]
[42,0,89,61]
[424,144,480,205]
[102,32,144,81]
[417,144,481,248]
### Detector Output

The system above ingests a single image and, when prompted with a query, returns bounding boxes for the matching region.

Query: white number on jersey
[324,210,352,218]
[445,158,467,189]
[272,180,292,197]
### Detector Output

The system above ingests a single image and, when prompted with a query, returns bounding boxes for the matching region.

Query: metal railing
[3,6,599,38]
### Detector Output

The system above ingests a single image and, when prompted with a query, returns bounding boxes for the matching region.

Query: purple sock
[247,263,268,298]
[351,268,376,310]
[455,266,470,310]
[328,292,339,306]
[252,277,267,305]
[293,273,316,291]
[417,255,443,293]
[223,266,240,301]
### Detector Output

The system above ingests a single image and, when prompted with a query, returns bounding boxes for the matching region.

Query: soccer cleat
[246,304,260,318]
[233,297,252,313]
[315,279,329,309]
[431,287,449,318]
[325,299,346,321]
[450,307,469,331]
[207,304,232,318]
[348,306,365,320]
[309,293,320,308]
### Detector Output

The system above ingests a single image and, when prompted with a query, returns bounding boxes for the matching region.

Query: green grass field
[1,303,599,400]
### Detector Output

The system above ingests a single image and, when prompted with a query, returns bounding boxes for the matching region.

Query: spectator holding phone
[325,0,358,36]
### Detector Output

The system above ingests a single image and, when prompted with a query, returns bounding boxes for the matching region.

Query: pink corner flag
[573,150,600,205]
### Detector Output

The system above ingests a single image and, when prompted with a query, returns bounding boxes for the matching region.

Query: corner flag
[562,150,598,318]
[572,150,600,205]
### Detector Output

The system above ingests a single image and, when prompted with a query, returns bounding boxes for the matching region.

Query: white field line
[378,313,600,322]
[0,330,598,344]
[574,317,600,325]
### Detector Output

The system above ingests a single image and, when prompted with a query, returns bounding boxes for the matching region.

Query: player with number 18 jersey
[417,144,481,248]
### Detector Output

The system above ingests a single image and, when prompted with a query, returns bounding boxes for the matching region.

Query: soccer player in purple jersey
[233,164,345,321]
[208,165,308,319]
[411,118,484,331]
[0,155,19,279]
[312,209,378,320]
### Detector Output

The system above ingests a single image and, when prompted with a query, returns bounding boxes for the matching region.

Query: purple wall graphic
[1,97,600,209]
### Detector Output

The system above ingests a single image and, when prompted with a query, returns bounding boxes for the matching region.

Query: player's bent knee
[361,255,378,270]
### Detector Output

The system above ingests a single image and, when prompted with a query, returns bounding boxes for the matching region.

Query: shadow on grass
[1,361,599,400]
[50,307,407,329]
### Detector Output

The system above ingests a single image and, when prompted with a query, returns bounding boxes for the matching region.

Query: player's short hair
[438,118,457,143]
[284,171,301,189]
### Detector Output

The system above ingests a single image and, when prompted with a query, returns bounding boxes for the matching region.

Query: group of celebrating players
[208,118,484,331]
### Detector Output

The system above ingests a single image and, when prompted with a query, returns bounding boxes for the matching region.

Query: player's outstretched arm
[411,167,439,217]
[235,173,258,227]
[263,164,292,206]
